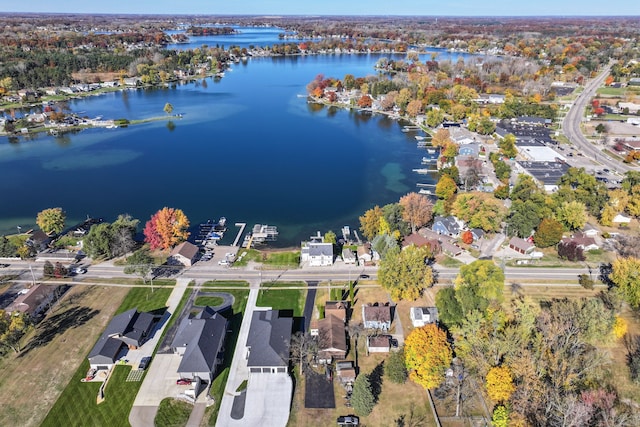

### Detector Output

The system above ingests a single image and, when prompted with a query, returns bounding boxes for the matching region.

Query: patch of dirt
[0,285,128,427]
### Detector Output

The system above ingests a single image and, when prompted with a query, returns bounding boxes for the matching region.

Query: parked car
[176,378,191,385]
[359,274,370,279]
[138,356,152,370]
[337,415,359,426]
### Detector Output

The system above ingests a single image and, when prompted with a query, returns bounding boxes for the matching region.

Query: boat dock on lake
[196,217,227,247]
[242,224,279,248]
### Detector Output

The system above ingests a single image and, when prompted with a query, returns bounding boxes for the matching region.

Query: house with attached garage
[246,310,293,374]
[170,306,227,382]
[87,308,155,370]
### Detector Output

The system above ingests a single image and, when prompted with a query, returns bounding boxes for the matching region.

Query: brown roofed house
[509,237,535,255]
[6,284,60,318]
[325,301,348,322]
[168,241,199,266]
[315,314,347,364]
[362,303,392,331]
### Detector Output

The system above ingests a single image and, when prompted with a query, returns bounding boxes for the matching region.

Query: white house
[613,213,632,224]
[301,241,334,266]
[410,307,439,327]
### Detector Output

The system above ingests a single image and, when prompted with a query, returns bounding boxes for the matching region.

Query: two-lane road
[2,259,595,288]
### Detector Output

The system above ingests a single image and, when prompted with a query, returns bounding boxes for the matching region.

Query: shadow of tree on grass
[19,306,99,357]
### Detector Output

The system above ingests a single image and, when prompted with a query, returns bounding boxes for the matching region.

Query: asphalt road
[2,259,595,287]
[562,61,637,174]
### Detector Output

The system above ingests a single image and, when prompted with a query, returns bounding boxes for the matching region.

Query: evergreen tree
[351,374,376,416]
[385,348,408,384]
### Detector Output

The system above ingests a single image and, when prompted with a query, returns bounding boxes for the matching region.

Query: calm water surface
[0,39,478,246]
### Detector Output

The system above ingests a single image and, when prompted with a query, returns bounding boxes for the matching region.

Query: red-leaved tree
[143,207,190,250]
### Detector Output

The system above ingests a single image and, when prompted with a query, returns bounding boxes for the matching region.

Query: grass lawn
[231,249,300,268]
[257,282,306,317]
[42,363,140,427]
[596,87,627,96]
[194,296,224,307]
[200,280,249,289]
[155,398,192,427]
[438,256,463,267]
[264,251,300,268]
[0,285,129,427]
[116,285,173,314]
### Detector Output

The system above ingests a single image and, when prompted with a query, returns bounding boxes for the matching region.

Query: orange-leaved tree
[399,192,434,233]
[405,323,452,389]
[485,365,515,402]
[143,207,190,250]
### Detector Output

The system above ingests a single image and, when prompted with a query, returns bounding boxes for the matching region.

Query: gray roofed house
[247,310,293,373]
[432,216,463,238]
[509,237,535,255]
[88,308,155,369]
[171,306,227,382]
[342,247,356,264]
[410,307,439,327]
[301,241,334,267]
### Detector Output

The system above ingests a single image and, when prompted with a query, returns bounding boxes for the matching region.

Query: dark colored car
[176,378,191,385]
[337,415,359,426]
[138,356,152,370]
[359,274,370,279]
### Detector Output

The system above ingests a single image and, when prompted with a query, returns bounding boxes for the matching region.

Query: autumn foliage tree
[359,205,384,241]
[399,192,433,233]
[36,207,66,235]
[405,324,453,389]
[609,257,640,309]
[533,218,564,248]
[143,207,190,250]
[486,366,516,402]
[378,245,434,301]
[461,230,473,245]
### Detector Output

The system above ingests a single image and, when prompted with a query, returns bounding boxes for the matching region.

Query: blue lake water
[0,39,480,246]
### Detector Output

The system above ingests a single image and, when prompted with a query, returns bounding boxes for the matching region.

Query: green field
[194,296,224,307]
[596,87,627,96]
